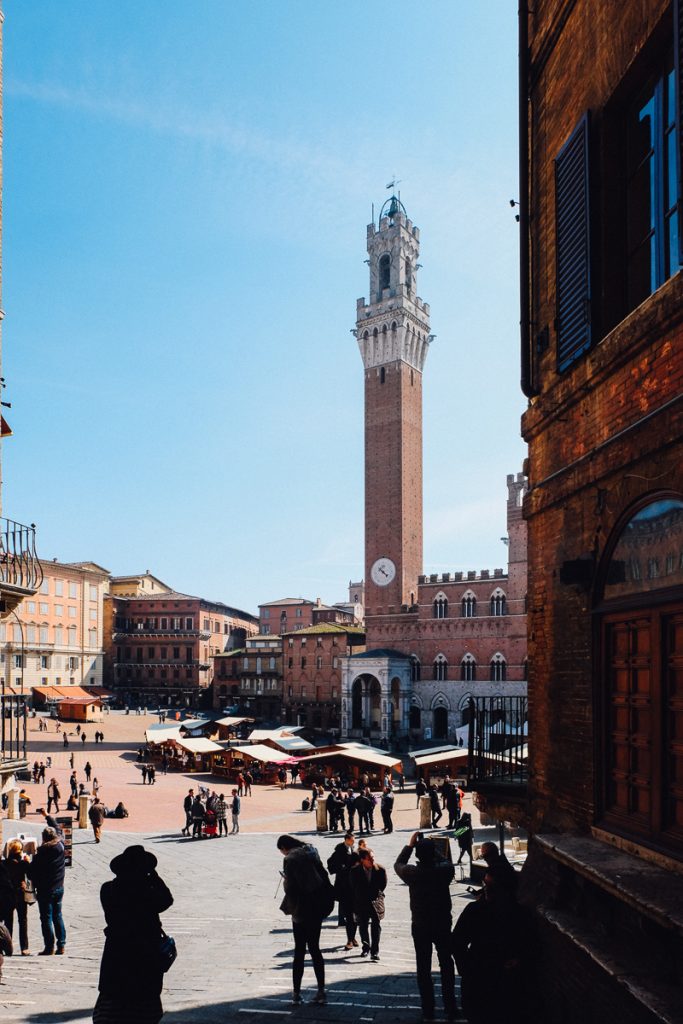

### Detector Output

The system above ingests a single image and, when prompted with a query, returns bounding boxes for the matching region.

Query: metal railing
[0,518,42,594]
[0,694,28,761]
[467,695,528,788]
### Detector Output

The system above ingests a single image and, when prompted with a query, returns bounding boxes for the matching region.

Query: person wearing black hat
[394,831,457,1023]
[93,845,173,1024]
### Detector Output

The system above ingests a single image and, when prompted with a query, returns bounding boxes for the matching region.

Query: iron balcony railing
[0,518,42,595]
[467,695,528,789]
[0,694,29,762]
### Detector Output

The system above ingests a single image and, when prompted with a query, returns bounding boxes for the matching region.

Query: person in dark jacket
[28,827,66,955]
[429,785,442,827]
[182,789,194,836]
[327,831,359,949]
[89,798,105,843]
[479,842,518,897]
[93,845,173,1024]
[354,791,372,835]
[455,813,474,869]
[394,831,457,1023]
[452,869,535,1024]
[191,796,205,838]
[349,847,387,961]
[3,839,30,955]
[277,835,330,1007]
[380,787,394,833]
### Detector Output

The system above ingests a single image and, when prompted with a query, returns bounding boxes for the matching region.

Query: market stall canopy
[175,737,223,755]
[145,725,183,744]
[232,743,297,764]
[178,718,213,735]
[411,747,468,769]
[248,728,314,752]
[32,685,95,702]
[298,742,401,770]
[214,716,253,729]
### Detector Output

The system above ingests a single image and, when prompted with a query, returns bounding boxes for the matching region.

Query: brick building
[513,2,683,1020]
[3,559,108,696]
[259,596,356,635]
[105,590,258,708]
[341,197,527,744]
[283,623,365,734]
[213,633,283,722]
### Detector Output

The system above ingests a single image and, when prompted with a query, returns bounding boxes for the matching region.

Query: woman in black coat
[349,847,387,961]
[93,845,173,1024]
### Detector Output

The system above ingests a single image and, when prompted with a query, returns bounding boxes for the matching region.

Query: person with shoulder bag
[94,845,174,1024]
[349,847,387,961]
[3,840,31,955]
[277,835,333,1007]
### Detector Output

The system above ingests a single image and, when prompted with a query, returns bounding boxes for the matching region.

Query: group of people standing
[276,828,532,1024]
[318,785,395,834]
[0,825,67,960]
[181,788,241,838]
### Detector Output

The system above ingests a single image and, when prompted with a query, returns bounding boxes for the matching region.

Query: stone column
[78,793,89,829]
[419,795,432,829]
[6,789,19,820]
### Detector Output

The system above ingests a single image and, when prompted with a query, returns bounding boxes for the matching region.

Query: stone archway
[433,705,448,740]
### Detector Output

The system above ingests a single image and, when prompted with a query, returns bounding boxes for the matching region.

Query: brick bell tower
[356,195,431,626]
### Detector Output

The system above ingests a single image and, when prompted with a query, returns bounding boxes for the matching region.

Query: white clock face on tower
[371,557,396,587]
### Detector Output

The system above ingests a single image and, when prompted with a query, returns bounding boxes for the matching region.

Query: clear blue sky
[2,1,526,615]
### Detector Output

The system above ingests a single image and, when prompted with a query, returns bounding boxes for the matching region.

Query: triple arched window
[490,589,507,616]
[461,654,477,681]
[490,653,507,682]
[433,593,448,619]
[410,656,421,682]
[461,593,477,617]
[433,654,448,681]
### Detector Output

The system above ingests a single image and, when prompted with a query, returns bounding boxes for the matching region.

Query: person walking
[93,845,174,1024]
[244,770,253,796]
[3,839,30,956]
[69,751,75,770]
[230,789,241,834]
[350,847,387,962]
[455,813,474,871]
[69,772,78,798]
[84,761,92,783]
[28,827,67,956]
[141,765,148,785]
[182,789,194,836]
[89,798,105,843]
[236,772,245,797]
[93,778,100,799]
[215,794,228,837]
[355,790,372,835]
[277,835,332,1006]
[381,786,394,833]
[46,779,60,815]
[148,765,156,786]
[327,831,359,950]
[416,777,427,808]
[446,786,460,829]
[429,785,443,828]
[310,783,318,813]
[394,831,458,1023]
[63,732,69,749]
[38,762,46,784]
[81,732,87,746]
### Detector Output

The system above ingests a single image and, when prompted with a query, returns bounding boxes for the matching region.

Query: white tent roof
[233,743,294,764]
[214,716,252,728]
[175,737,223,754]
[298,744,401,770]
[411,747,468,769]
[179,718,213,734]
[145,725,182,744]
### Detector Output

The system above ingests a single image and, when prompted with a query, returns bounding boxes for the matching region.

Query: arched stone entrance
[340,651,413,743]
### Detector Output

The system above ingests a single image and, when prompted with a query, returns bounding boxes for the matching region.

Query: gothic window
[490,590,507,616]
[433,592,448,619]
[433,654,448,682]
[380,367,386,384]
[461,654,477,682]
[405,259,412,292]
[409,704,421,730]
[379,253,390,292]
[490,653,507,682]
[462,593,477,617]
[410,656,421,682]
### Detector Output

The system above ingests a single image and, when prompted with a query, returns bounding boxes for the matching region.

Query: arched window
[461,592,477,617]
[405,258,412,292]
[379,253,390,291]
[409,704,421,730]
[380,367,386,384]
[410,656,421,682]
[490,653,507,682]
[433,592,448,619]
[433,654,448,682]
[461,654,477,681]
[599,496,683,856]
[490,589,507,616]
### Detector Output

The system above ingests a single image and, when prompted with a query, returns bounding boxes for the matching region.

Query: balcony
[113,629,210,641]
[0,518,42,611]
[467,695,528,799]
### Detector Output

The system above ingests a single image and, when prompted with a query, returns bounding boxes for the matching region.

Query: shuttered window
[555,113,592,371]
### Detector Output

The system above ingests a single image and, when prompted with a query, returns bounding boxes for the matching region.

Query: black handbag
[158,930,177,973]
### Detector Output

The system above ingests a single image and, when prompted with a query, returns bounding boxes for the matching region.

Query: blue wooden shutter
[675,0,683,266]
[555,113,592,371]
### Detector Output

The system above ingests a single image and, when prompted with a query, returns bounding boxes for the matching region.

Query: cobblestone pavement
[0,821,479,1024]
